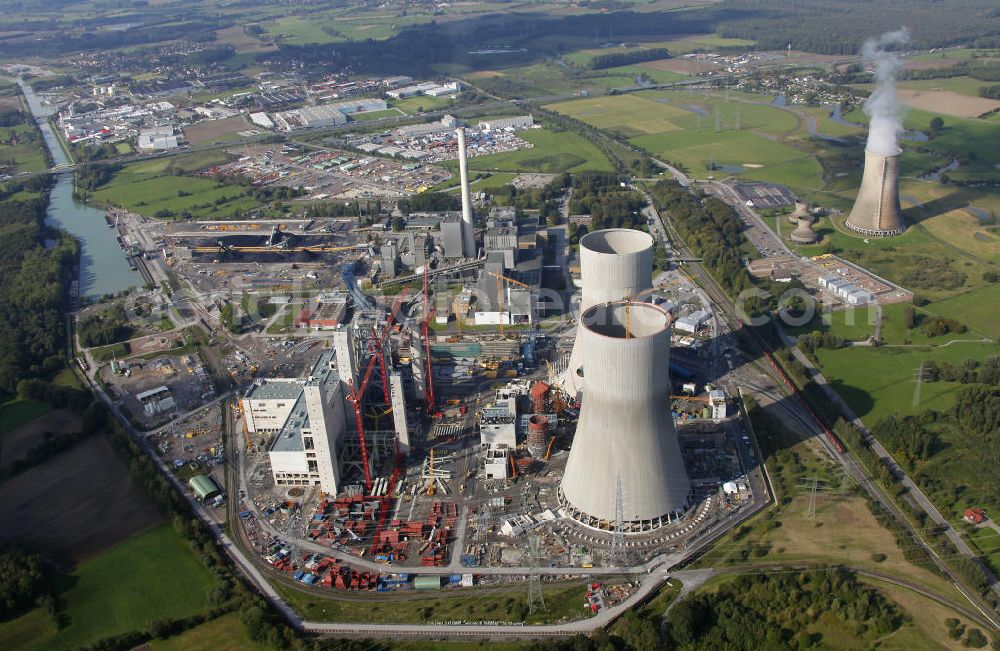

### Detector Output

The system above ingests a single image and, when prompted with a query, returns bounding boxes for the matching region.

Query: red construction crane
[345,352,382,494]
[421,264,435,410]
[345,293,410,494]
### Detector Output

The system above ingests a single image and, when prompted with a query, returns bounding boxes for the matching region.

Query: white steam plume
[861,28,909,155]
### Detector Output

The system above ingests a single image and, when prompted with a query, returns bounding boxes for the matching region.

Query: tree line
[0,196,78,394]
[589,48,670,70]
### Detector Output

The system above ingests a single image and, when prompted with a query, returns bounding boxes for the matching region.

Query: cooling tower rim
[580,300,672,340]
[864,147,902,158]
[580,228,654,256]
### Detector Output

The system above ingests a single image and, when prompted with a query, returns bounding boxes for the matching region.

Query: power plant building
[846,150,905,237]
[560,302,690,530]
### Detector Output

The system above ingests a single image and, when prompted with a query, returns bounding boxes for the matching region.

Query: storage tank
[526,414,549,457]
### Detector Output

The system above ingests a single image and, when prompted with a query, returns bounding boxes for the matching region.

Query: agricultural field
[459,128,613,174]
[896,76,999,98]
[85,151,261,220]
[0,408,81,473]
[812,341,1000,423]
[149,613,270,651]
[35,523,217,650]
[0,123,48,174]
[0,435,164,559]
[545,94,690,136]
[183,115,252,145]
[967,527,1000,576]
[0,398,50,434]
[549,88,827,190]
[389,94,457,115]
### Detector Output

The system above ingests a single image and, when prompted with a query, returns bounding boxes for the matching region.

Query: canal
[17,79,140,298]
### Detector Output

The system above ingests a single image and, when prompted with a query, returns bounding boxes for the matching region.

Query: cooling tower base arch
[844,222,905,238]
[558,487,689,534]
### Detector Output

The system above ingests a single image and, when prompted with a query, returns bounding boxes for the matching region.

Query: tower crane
[421,264,436,410]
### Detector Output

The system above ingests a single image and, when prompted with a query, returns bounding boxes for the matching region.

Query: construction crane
[426,447,435,496]
[345,347,391,494]
[421,264,436,410]
[671,394,710,402]
[624,297,632,339]
[486,271,529,335]
[190,243,367,254]
[544,435,557,461]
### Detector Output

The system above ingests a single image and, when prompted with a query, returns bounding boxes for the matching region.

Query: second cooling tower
[560,302,690,531]
[846,149,905,237]
[565,229,654,397]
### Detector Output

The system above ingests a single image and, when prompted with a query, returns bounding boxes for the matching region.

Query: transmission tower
[527,533,546,614]
[807,477,819,518]
[610,474,626,566]
[714,106,721,133]
[736,104,741,130]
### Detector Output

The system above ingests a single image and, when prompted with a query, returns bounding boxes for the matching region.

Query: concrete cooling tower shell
[846,150,905,237]
[565,229,654,397]
[790,217,818,244]
[560,302,690,531]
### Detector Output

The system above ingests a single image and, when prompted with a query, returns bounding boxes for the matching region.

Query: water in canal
[17,79,140,298]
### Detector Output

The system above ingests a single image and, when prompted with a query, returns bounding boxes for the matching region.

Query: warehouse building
[189,474,222,502]
[274,105,347,130]
[478,115,533,131]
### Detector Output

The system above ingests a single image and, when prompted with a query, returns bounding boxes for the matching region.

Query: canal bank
[17,78,140,298]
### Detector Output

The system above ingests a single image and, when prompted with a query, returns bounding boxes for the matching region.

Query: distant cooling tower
[564,229,654,398]
[560,302,690,531]
[846,149,905,237]
[790,217,818,244]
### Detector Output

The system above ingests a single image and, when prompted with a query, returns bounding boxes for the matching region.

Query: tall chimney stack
[456,128,476,257]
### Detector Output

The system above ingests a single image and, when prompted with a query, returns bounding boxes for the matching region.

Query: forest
[663,570,904,649]
[0,196,77,395]
[589,48,671,70]
[568,173,647,232]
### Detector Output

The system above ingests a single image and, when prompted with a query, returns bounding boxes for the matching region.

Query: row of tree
[589,48,670,70]
[0,195,78,394]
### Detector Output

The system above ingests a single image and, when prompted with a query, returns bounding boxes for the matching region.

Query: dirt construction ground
[184,116,250,144]
[0,435,163,561]
[0,409,81,473]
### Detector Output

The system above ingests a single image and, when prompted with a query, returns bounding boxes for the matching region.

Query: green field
[0,123,48,173]
[968,527,1000,576]
[812,342,1000,423]
[389,95,457,115]
[0,608,57,651]
[907,48,1000,63]
[545,94,691,136]
[924,283,1000,340]
[349,108,404,122]
[86,150,258,220]
[274,576,606,625]
[461,128,613,174]
[149,613,270,651]
[0,399,50,434]
[547,88,825,190]
[897,76,997,98]
[36,523,217,649]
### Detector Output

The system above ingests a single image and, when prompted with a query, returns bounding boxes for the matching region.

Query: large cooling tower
[845,149,905,237]
[560,302,690,531]
[564,229,654,397]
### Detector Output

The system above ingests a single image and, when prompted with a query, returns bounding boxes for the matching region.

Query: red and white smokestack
[456,127,475,257]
